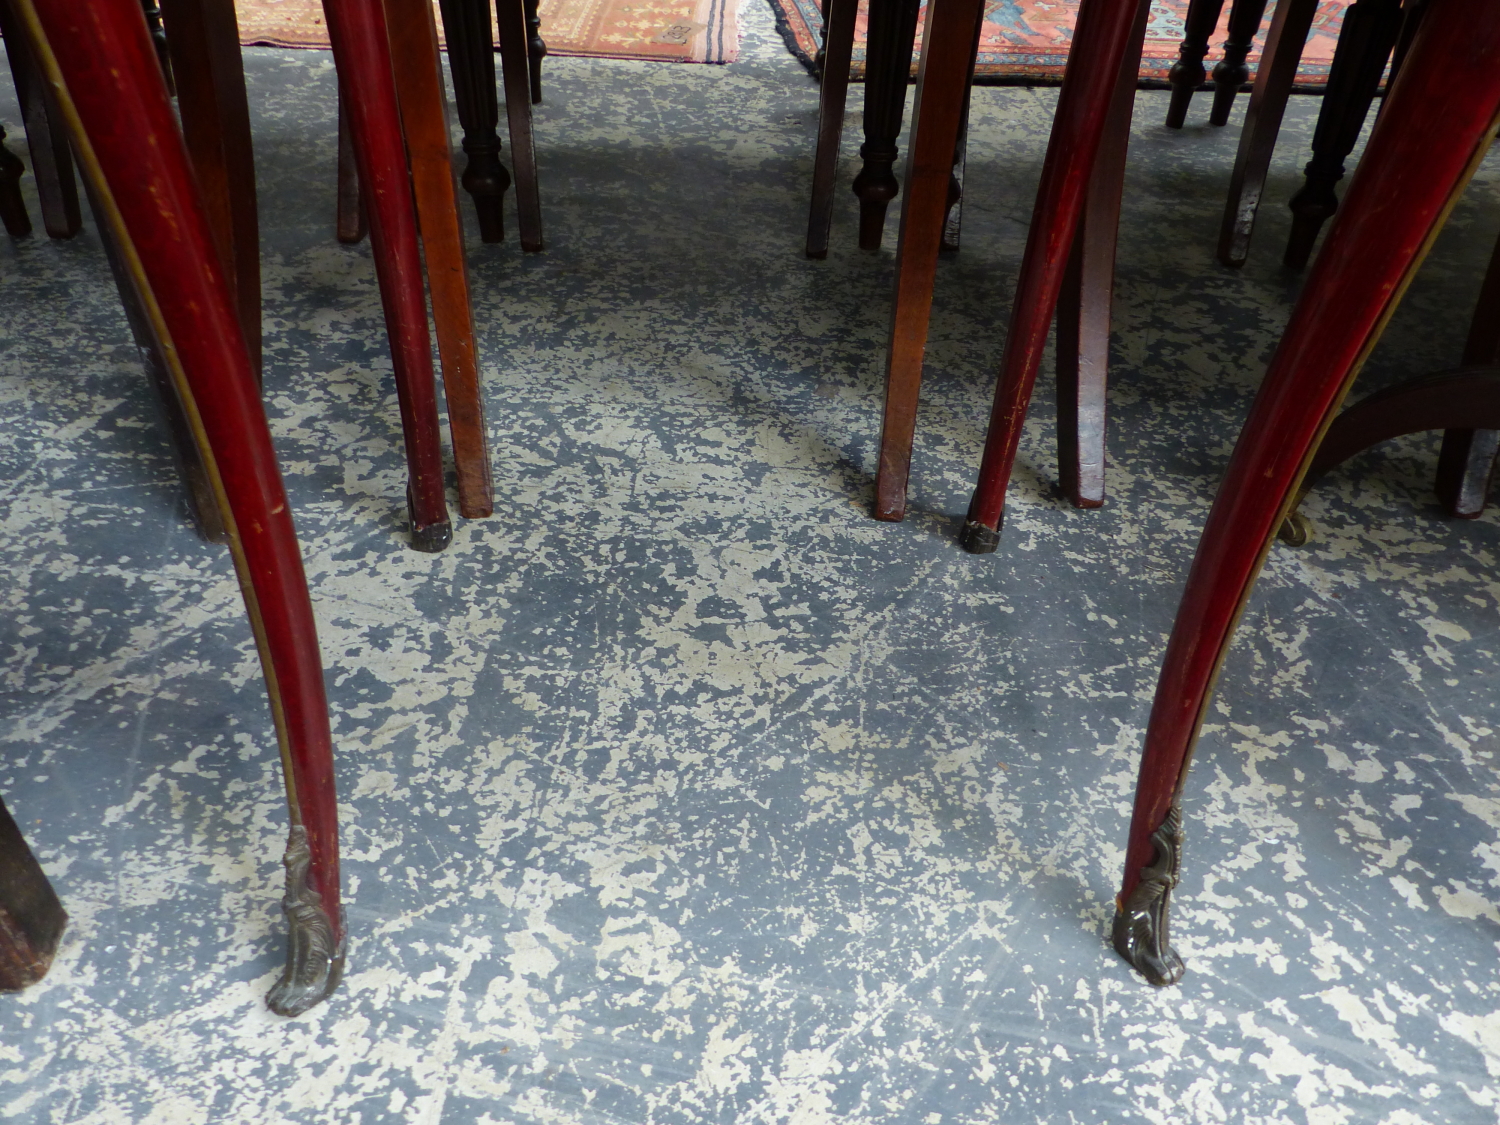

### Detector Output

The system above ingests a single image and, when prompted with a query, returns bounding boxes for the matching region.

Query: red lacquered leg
[322,0,451,551]
[805,0,857,260]
[958,0,1146,551]
[1055,0,1148,510]
[21,0,345,1014]
[496,0,544,252]
[1114,0,1500,985]
[870,0,986,522]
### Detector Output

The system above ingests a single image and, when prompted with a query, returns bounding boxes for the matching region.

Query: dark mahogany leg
[870,0,985,521]
[1055,0,1149,510]
[1115,0,1500,985]
[852,0,921,251]
[523,0,545,105]
[1208,0,1270,125]
[0,0,79,238]
[385,0,494,518]
[1164,0,1224,129]
[1437,226,1500,517]
[496,0,544,252]
[0,124,30,237]
[436,0,511,244]
[335,95,366,244]
[939,14,984,254]
[323,0,451,550]
[959,0,1149,551]
[0,795,67,992]
[1216,0,1317,267]
[160,0,262,375]
[24,0,347,1012]
[805,0,857,259]
[1282,0,1403,269]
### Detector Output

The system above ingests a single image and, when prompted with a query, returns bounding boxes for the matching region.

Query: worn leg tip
[411,520,453,553]
[1278,510,1311,546]
[959,520,1000,554]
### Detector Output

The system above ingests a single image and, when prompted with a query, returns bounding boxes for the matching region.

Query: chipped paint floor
[5,6,1500,1123]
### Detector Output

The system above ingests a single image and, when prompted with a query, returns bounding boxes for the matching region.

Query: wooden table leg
[805,0,857,260]
[0,0,79,238]
[436,0,511,243]
[958,0,1147,552]
[1437,226,1500,517]
[1164,0,1224,129]
[1209,0,1270,126]
[852,0,921,252]
[1216,0,1317,267]
[323,0,451,551]
[23,0,347,1013]
[1055,0,1149,510]
[385,0,494,518]
[1114,0,1500,986]
[523,0,545,105]
[334,94,367,243]
[0,795,67,992]
[870,0,985,522]
[496,0,544,252]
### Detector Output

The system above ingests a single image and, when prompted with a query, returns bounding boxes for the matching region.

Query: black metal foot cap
[411,520,453,553]
[959,520,1000,554]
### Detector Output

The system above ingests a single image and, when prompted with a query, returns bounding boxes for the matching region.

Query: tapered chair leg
[0,0,79,238]
[436,0,511,243]
[384,0,494,519]
[496,0,544,252]
[870,0,987,521]
[958,0,1149,551]
[0,795,67,992]
[1282,0,1404,269]
[1216,0,1317,267]
[1208,0,1270,125]
[21,0,347,1013]
[1113,0,1500,986]
[852,0,921,251]
[523,0,545,104]
[322,0,451,550]
[1164,0,1224,129]
[805,0,857,259]
[1055,0,1149,510]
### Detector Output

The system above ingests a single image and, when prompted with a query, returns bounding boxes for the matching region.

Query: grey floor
[4,4,1500,1122]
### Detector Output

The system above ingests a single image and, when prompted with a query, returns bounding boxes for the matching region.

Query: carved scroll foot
[1113,806,1186,986]
[266,826,346,1017]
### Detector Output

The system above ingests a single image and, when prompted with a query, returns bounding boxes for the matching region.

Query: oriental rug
[771,0,1352,89]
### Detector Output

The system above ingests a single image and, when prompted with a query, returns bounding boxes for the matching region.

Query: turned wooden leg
[0,0,79,238]
[1055,0,1148,510]
[436,0,511,243]
[23,0,346,1013]
[1283,0,1404,269]
[1437,225,1500,517]
[496,0,544,252]
[1208,0,1270,125]
[0,795,67,993]
[805,0,857,259]
[852,0,921,251]
[939,13,984,255]
[1216,0,1317,267]
[160,0,262,376]
[385,0,494,519]
[1164,0,1224,129]
[323,0,451,550]
[958,0,1149,551]
[335,95,366,243]
[870,0,985,521]
[0,123,30,237]
[523,0,544,105]
[1115,0,1500,986]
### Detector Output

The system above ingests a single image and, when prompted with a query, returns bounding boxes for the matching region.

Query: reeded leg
[1117,0,1500,985]
[0,123,30,237]
[852,0,921,251]
[496,0,544,251]
[323,0,451,550]
[1164,0,1224,129]
[436,0,511,243]
[0,795,67,992]
[160,0,262,375]
[523,0,545,104]
[23,0,347,1012]
[870,0,986,521]
[1283,0,1404,269]
[805,0,857,259]
[1055,0,1148,510]
[0,0,79,238]
[1216,0,1317,267]
[959,0,1149,552]
[335,95,366,244]
[385,0,494,519]
[1208,0,1269,125]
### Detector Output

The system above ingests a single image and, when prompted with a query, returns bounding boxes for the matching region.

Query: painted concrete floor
[4,4,1500,1123]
